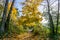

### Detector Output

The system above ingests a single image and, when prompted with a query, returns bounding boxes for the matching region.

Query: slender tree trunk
[5,0,15,32]
[1,0,9,32]
[47,0,55,39]
[56,0,59,34]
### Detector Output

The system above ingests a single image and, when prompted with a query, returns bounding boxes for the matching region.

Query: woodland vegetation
[0,0,60,40]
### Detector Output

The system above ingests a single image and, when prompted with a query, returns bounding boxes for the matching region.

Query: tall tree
[5,0,15,32]
[56,0,60,34]
[46,0,55,39]
[18,0,43,27]
[1,0,9,32]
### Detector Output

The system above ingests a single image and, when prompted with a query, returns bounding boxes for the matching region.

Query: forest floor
[0,32,59,40]
[0,32,40,40]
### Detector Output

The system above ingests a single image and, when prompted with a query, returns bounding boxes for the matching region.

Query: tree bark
[47,0,55,39]
[56,0,59,34]
[1,0,9,32]
[5,0,15,32]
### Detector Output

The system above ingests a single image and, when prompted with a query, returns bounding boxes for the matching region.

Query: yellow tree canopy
[17,0,43,27]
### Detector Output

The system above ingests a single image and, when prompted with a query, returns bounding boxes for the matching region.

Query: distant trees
[42,0,60,39]
[46,0,55,40]
[56,0,60,34]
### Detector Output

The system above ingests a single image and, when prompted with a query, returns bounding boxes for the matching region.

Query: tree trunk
[56,0,59,34]
[5,0,15,32]
[1,0,9,32]
[47,0,55,39]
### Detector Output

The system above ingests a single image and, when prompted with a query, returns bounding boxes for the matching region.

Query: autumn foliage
[17,0,43,27]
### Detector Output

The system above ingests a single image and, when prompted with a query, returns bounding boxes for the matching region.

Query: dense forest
[0,0,60,40]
